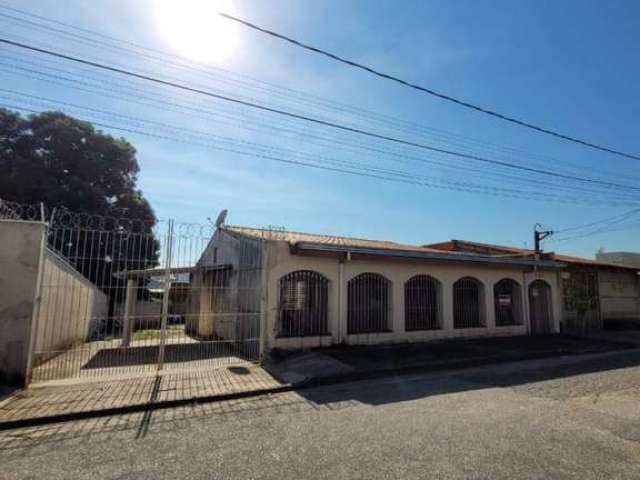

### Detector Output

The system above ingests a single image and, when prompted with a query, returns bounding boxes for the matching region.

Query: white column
[441,280,454,333]
[485,280,496,331]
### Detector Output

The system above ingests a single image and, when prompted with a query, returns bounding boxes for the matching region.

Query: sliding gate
[23,208,263,385]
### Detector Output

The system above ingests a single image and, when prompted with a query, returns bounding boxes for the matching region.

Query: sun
[155,0,238,63]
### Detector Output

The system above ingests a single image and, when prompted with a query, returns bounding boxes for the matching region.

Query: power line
[1,10,638,185]
[552,208,640,234]
[1,37,639,196]
[2,67,638,205]
[3,59,638,201]
[219,12,640,163]
[4,100,637,208]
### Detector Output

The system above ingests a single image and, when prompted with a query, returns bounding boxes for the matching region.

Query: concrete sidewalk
[0,334,634,430]
[0,365,294,428]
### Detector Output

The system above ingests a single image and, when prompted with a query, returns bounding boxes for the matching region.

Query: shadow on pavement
[3,347,640,453]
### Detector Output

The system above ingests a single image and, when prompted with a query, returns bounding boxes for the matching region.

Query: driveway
[2,349,640,479]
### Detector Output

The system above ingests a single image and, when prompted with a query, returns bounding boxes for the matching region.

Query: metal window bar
[347,273,391,334]
[494,279,523,326]
[453,277,485,329]
[278,270,329,337]
[405,275,441,331]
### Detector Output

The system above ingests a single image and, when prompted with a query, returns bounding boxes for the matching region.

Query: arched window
[278,270,328,337]
[405,275,441,331]
[348,273,391,334]
[453,277,485,328]
[494,279,523,326]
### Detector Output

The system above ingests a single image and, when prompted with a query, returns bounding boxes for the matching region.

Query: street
[2,350,640,479]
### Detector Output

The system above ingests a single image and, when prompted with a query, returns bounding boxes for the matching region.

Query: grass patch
[131,324,184,341]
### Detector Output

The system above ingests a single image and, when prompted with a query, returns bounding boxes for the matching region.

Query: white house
[188,222,569,357]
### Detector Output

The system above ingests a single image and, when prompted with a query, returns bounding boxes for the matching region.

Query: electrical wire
[1,37,639,196]
[219,12,640,162]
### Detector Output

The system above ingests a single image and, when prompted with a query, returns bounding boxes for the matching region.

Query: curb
[1,343,637,431]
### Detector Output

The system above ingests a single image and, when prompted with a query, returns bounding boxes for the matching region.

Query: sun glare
[155,0,238,63]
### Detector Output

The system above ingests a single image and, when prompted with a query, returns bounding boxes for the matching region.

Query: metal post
[258,237,269,362]
[121,278,136,347]
[157,219,174,370]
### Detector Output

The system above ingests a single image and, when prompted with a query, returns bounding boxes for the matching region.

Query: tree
[0,109,159,323]
[0,109,155,220]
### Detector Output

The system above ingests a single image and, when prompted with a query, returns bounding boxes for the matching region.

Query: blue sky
[1,0,639,257]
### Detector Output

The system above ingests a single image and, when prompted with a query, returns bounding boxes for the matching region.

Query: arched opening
[405,275,441,331]
[529,279,553,335]
[348,273,391,334]
[453,277,485,328]
[494,279,523,326]
[278,270,328,337]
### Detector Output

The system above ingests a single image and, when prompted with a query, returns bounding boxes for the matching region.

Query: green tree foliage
[0,109,159,310]
[0,109,155,220]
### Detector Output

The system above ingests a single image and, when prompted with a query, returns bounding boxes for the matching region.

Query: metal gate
[15,206,263,385]
[529,279,553,335]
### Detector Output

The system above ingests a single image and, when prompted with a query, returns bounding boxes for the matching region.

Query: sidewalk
[268,334,636,384]
[0,365,295,429]
[0,334,635,430]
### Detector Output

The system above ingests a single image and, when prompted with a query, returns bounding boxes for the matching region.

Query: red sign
[498,294,511,306]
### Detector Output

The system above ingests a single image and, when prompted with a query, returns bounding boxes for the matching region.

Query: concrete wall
[188,229,262,341]
[32,249,108,365]
[265,240,562,351]
[0,220,45,385]
[599,270,640,326]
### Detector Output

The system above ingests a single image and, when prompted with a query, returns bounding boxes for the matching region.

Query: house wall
[265,240,562,351]
[188,229,262,343]
[32,249,108,365]
[0,220,45,385]
[598,270,640,326]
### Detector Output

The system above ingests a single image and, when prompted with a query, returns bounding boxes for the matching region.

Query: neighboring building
[596,251,640,269]
[189,225,571,355]
[427,240,640,331]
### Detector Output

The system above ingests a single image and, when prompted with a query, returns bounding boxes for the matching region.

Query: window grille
[278,270,328,337]
[405,275,441,330]
[494,279,523,326]
[347,273,391,334]
[453,277,485,328]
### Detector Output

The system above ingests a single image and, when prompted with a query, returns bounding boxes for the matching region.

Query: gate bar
[157,219,174,370]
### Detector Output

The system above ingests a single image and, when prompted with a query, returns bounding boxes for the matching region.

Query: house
[427,240,640,331]
[188,220,582,356]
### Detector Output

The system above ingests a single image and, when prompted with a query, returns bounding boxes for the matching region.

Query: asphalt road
[2,350,640,480]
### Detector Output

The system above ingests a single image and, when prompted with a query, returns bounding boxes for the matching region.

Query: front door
[529,280,553,335]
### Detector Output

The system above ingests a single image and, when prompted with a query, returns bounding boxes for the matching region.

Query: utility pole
[534,224,553,254]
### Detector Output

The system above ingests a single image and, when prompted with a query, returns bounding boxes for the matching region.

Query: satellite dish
[215,209,228,228]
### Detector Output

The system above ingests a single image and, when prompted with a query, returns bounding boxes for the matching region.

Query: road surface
[2,349,640,479]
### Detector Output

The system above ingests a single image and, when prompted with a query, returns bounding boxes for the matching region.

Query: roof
[425,240,640,271]
[223,226,565,270]
[223,225,447,254]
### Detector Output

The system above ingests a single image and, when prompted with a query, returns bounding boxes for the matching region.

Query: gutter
[292,242,566,269]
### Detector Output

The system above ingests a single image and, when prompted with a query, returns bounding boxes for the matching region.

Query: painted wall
[188,229,262,344]
[598,270,640,325]
[32,249,108,366]
[265,240,562,351]
[0,220,44,385]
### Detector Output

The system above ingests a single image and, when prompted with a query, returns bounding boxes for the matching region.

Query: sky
[1,0,639,258]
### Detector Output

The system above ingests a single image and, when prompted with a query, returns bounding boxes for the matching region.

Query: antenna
[533,223,554,254]
[214,209,228,228]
